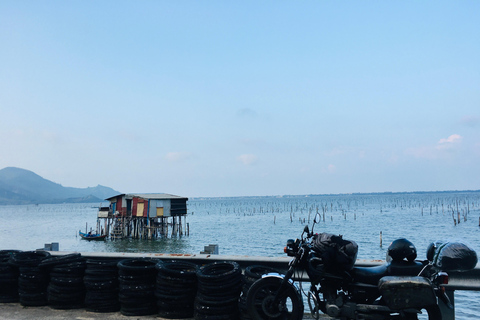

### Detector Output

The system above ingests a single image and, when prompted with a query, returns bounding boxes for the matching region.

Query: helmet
[387,238,417,262]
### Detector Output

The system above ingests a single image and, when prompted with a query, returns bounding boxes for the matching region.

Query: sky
[1,1,479,197]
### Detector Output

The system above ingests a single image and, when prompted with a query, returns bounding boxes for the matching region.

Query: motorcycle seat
[352,260,425,285]
[387,260,424,276]
[351,263,388,285]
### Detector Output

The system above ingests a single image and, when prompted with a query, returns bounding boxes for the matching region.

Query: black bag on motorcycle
[429,241,477,271]
[312,233,358,272]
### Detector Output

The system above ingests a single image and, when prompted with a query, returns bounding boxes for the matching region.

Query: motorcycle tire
[246,277,304,320]
[399,305,442,320]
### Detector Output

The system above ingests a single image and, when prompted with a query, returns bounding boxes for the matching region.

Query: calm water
[1,191,479,318]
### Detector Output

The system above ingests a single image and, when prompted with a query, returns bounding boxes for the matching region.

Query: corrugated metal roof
[106,193,188,201]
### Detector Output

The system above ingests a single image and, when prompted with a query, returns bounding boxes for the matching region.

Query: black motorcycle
[246,214,477,320]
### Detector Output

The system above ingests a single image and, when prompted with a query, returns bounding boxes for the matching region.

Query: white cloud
[237,154,258,165]
[436,134,462,150]
[165,152,191,162]
[405,134,463,159]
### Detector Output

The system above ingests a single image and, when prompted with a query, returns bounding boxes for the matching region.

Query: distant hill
[0,167,120,205]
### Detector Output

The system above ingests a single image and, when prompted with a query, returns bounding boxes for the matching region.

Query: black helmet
[387,238,417,262]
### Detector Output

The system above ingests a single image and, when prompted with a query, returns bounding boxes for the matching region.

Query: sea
[1,191,479,319]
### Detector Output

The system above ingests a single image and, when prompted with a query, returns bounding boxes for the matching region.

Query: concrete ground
[0,303,319,319]
[0,303,182,320]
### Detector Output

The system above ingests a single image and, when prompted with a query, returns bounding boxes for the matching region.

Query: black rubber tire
[9,251,51,267]
[425,305,442,320]
[117,259,157,274]
[156,260,198,277]
[158,309,194,319]
[245,265,281,279]
[198,276,242,290]
[156,273,197,286]
[18,277,48,290]
[117,259,156,316]
[120,302,157,316]
[86,304,121,313]
[18,266,48,276]
[246,277,304,320]
[197,261,241,282]
[397,304,442,320]
[84,279,118,291]
[85,259,119,277]
[0,296,19,303]
[19,292,48,306]
[48,283,84,294]
[195,292,240,307]
[194,296,239,315]
[50,276,84,286]
[119,274,155,283]
[51,261,86,274]
[120,283,155,292]
[0,250,22,258]
[39,253,83,267]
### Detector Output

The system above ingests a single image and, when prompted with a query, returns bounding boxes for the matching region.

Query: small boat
[79,230,107,241]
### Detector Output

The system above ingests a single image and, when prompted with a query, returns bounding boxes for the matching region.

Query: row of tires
[0,250,281,319]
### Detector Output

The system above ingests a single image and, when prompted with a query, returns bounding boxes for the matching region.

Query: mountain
[0,167,120,205]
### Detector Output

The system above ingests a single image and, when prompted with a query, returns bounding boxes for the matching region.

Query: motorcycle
[246,213,477,320]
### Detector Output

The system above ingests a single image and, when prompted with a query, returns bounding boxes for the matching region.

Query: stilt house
[99,193,188,239]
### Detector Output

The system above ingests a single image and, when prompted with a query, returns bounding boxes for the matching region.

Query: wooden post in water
[380,231,383,248]
[178,216,181,236]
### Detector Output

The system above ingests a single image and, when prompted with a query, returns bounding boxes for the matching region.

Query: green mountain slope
[0,167,120,205]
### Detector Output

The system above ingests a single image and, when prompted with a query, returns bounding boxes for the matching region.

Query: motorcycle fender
[261,273,303,300]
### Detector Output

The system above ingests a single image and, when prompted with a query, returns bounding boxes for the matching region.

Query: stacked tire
[9,251,51,306]
[155,260,198,319]
[195,261,243,320]
[118,259,157,316]
[0,250,21,303]
[41,253,86,309]
[84,258,121,313]
[239,265,281,320]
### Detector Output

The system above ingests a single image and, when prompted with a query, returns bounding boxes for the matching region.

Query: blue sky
[1,1,479,197]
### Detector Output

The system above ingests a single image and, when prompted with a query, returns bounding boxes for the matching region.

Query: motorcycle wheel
[396,305,442,320]
[246,277,304,320]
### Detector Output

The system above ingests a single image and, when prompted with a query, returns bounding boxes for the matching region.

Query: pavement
[0,303,181,320]
[0,303,319,319]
